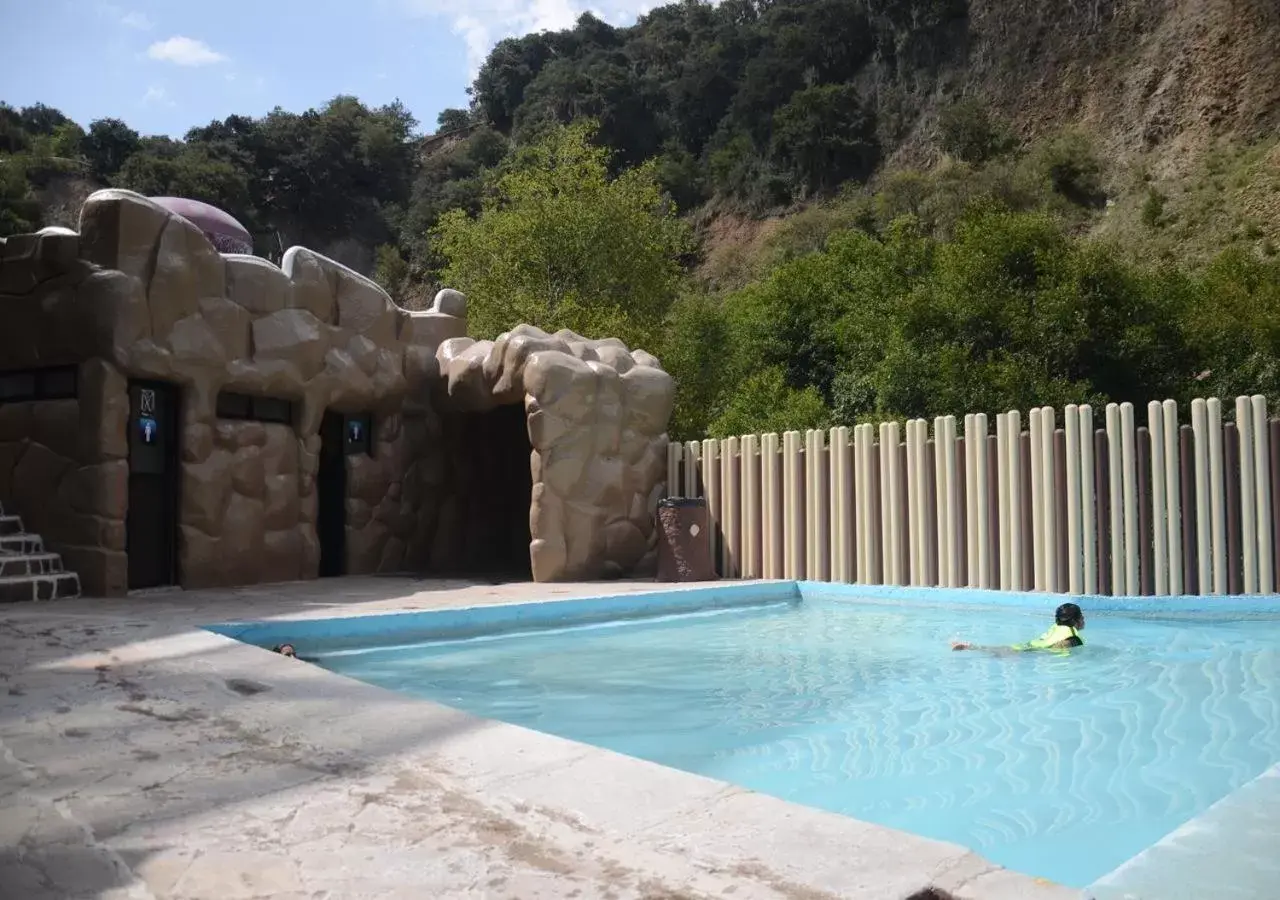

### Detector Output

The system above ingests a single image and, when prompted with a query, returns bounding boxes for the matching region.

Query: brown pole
[1054,429,1069,592]
[1095,429,1111,595]
[926,438,939,586]
[1020,431,1034,590]
[1180,424,1197,594]
[898,441,910,582]
[1225,423,1243,594]
[1137,427,1154,595]
[988,433,1001,586]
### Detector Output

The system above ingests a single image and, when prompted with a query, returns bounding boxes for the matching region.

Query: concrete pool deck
[1,576,1085,900]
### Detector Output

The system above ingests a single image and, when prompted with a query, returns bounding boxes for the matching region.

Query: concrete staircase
[0,504,80,602]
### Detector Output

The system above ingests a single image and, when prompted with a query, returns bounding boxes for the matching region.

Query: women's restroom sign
[138,388,157,444]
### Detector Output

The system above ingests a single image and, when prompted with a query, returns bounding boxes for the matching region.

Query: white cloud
[121,10,152,29]
[141,85,175,107]
[147,35,228,67]
[398,0,664,76]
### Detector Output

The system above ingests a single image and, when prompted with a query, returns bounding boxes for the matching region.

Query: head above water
[1055,603,1085,629]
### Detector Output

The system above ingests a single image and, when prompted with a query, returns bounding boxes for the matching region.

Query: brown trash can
[656,497,717,582]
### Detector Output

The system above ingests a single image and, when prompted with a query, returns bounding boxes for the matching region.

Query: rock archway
[434,323,675,581]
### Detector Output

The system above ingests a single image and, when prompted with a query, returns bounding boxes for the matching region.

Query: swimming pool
[214,584,1280,889]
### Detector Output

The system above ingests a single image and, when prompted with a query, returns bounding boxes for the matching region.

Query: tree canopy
[431,121,691,347]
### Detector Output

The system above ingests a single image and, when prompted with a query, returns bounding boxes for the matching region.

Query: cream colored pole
[683,440,700,497]
[1162,400,1182,595]
[1065,404,1082,594]
[1190,400,1211,595]
[814,430,830,582]
[944,416,961,587]
[867,424,882,585]
[804,430,817,578]
[854,424,868,582]
[1106,403,1125,595]
[1237,396,1258,593]
[1252,395,1273,594]
[1148,401,1168,595]
[761,433,780,579]
[905,420,920,585]
[1120,402,1139,595]
[996,413,1010,590]
[666,442,681,499]
[723,437,741,578]
[963,414,978,588]
[889,421,905,585]
[974,413,991,589]
[703,439,722,575]
[1080,404,1097,594]
[1207,398,1227,594]
[934,417,950,588]
[1041,407,1058,592]
[1007,410,1023,591]
[782,431,801,579]
[741,434,760,579]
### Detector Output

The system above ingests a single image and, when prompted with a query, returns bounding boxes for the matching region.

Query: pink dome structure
[148,196,253,254]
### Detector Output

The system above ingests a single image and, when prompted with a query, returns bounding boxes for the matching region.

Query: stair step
[0,552,63,577]
[0,571,80,603]
[0,515,23,536]
[0,533,43,554]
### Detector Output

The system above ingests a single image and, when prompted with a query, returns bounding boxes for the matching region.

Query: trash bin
[656,497,717,582]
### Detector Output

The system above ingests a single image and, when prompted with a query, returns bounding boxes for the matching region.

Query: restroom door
[127,381,179,589]
[317,411,346,576]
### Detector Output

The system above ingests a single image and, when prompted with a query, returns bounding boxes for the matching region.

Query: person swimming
[951,602,1085,653]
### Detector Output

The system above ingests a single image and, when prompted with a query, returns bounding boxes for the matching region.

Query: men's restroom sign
[138,416,158,444]
[347,419,363,443]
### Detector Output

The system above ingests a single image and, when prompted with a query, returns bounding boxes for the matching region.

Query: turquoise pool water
[304,591,1280,887]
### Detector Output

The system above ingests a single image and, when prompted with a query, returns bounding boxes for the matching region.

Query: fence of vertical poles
[664,395,1280,596]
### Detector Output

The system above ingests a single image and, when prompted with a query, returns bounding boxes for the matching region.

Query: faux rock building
[0,190,674,597]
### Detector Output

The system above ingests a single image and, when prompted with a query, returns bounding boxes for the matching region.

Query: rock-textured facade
[0,189,675,597]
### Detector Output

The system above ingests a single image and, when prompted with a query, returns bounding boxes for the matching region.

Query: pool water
[312,593,1280,887]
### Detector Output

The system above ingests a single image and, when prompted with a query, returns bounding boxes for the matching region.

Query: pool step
[0,502,82,602]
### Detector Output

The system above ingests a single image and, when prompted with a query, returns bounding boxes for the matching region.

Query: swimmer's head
[1055,603,1084,629]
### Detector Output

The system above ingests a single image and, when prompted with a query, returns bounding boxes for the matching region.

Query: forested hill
[6,0,1279,274]
[4,0,1280,441]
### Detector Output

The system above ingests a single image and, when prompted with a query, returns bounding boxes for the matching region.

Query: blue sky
[0,0,661,138]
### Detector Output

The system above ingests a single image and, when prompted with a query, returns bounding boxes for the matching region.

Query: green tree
[770,83,879,195]
[708,367,831,438]
[431,120,692,346]
[83,118,141,181]
[937,98,1016,164]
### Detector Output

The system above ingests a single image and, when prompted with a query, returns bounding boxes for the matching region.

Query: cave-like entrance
[437,402,533,579]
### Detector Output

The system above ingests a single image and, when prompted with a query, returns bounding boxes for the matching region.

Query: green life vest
[1012,624,1083,652]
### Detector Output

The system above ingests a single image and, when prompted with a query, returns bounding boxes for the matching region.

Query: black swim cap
[1055,602,1083,625]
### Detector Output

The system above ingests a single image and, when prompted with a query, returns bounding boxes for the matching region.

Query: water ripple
[321,595,1280,888]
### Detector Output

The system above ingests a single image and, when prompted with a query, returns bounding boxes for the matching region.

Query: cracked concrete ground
[0,577,1080,900]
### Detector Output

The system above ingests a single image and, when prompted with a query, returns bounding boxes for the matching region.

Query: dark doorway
[317,411,347,576]
[127,381,179,590]
[436,403,533,579]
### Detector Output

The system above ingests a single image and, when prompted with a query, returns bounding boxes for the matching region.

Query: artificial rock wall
[0,190,466,594]
[1,190,676,594]
[436,325,676,581]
